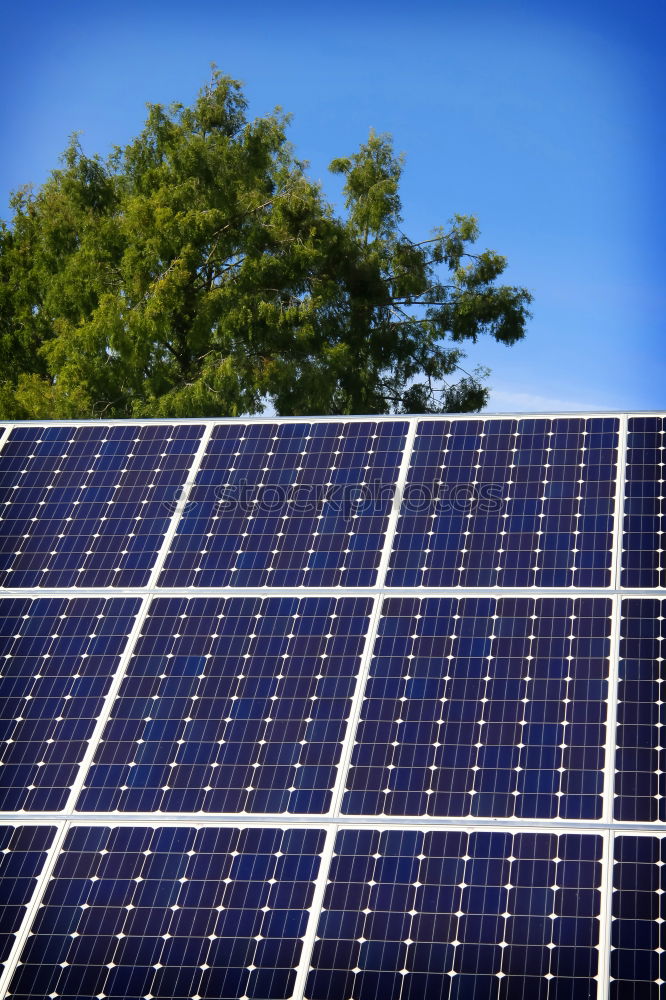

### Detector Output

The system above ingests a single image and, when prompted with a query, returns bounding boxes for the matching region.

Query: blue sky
[1,0,663,413]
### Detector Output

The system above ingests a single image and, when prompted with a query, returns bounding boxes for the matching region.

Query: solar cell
[76,596,373,814]
[306,827,602,1000]
[0,424,203,587]
[6,824,325,1000]
[615,598,666,823]
[612,835,666,998]
[158,420,408,587]
[0,597,140,811]
[387,416,618,588]
[343,596,611,819]
[0,825,56,973]
[622,416,665,588]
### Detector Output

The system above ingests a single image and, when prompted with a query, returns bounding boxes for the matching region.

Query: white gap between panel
[329,596,382,818]
[63,596,153,813]
[0,424,11,455]
[290,824,338,1000]
[5,813,663,833]
[0,820,70,999]
[596,829,614,1000]
[0,815,641,834]
[145,422,216,588]
[3,586,657,599]
[374,417,418,588]
[603,596,623,825]
[612,414,628,591]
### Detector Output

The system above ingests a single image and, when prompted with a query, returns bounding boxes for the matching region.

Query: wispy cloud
[487,388,610,413]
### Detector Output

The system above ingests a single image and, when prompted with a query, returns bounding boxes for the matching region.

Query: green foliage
[0,70,532,418]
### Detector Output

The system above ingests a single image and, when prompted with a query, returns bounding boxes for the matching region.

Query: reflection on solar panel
[623,416,665,588]
[159,421,407,587]
[0,597,140,810]
[307,829,602,1000]
[387,417,618,588]
[0,411,663,1000]
[6,825,324,1000]
[77,596,372,814]
[0,826,55,973]
[0,424,203,587]
[343,596,611,820]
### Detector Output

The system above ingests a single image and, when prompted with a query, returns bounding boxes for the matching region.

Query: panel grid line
[611,413,628,590]
[602,596,623,825]
[374,417,418,589]
[290,824,338,1000]
[329,598,382,818]
[2,812,666,831]
[2,586,657,598]
[596,829,614,1000]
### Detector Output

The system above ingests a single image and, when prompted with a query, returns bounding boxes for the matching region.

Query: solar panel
[623,416,665,588]
[0,424,204,587]
[76,596,373,815]
[0,410,662,1000]
[306,828,603,1000]
[158,420,408,587]
[611,835,666,998]
[0,597,141,810]
[0,825,56,974]
[387,416,618,588]
[5,824,325,1000]
[615,597,666,823]
[343,596,611,820]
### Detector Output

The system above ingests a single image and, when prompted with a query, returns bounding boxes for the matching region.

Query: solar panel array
[0,412,663,1000]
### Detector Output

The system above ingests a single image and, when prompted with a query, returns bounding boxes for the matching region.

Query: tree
[0,70,532,419]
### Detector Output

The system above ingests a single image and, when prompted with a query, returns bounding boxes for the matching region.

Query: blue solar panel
[343,596,611,819]
[387,417,618,588]
[612,835,666,998]
[306,828,602,1000]
[615,598,666,823]
[158,421,407,587]
[0,410,664,1000]
[622,416,665,588]
[0,424,203,587]
[77,596,372,814]
[0,597,140,811]
[6,824,324,1000]
[0,825,56,973]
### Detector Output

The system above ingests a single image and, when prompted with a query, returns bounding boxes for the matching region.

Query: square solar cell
[6,824,325,1000]
[0,423,203,587]
[612,835,666,999]
[158,420,407,587]
[343,596,611,820]
[622,416,666,588]
[306,828,602,1000]
[387,416,618,588]
[615,599,666,823]
[0,825,56,973]
[77,596,373,814]
[0,597,140,811]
